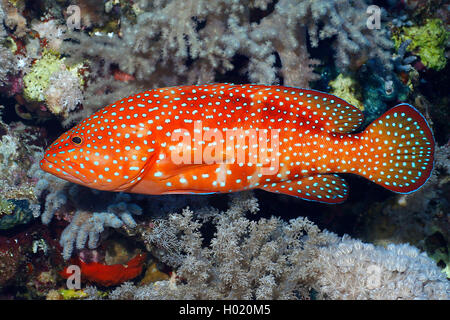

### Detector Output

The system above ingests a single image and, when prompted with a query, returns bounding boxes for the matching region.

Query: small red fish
[60,253,146,287]
[113,69,135,82]
[41,84,434,203]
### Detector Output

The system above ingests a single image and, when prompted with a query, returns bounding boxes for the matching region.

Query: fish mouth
[40,158,90,185]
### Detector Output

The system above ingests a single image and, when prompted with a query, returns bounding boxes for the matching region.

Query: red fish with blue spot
[40,84,434,203]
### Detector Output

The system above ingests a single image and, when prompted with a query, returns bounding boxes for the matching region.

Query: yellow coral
[329,74,364,111]
[0,197,15,216]
[23,50,65,104]
[3,36,17,53]
[393,19,448,71]
[58,289,88,300]
[23,50,84,115]
[442,265,450,279]
[139,262,170,286]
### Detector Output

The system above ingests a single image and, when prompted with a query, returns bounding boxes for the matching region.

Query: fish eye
[71,136,83,145]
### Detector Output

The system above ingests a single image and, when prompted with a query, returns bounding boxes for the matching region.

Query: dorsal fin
[302,89,364,133]
[251,86,364,133]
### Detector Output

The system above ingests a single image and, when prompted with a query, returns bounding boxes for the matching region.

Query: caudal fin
[358,104,434,194]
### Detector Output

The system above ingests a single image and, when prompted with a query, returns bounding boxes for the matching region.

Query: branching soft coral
[29,169,213,260]
[113,193,328,299]
[45,68,83,119]
[61,0,393,117]
[107,193,448,300]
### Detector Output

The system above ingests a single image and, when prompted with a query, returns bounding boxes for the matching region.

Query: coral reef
[357,58,409,125]
[0,197,35,230]
[60,0,393,116]
[0,108,41,205]
[57,197,144,261]
[1,0,27,38]
[392,39,417,73]
[0,236,21,288]
[393,18,449,71]
[46,288,89,300]
[329,74,364,111]
[278,0,393,69]
[0,223,65,297]
[44,68,83,119]
[104,194,448,300]
[0,1,5,39]
[22,50,83,116]
[0,45,18,86]
[0,0,448,301]
[316,238,448,299]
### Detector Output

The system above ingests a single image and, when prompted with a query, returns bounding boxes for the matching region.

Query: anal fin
[261,174,349,203]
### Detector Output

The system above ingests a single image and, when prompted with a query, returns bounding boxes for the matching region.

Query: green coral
[23,50,66,103]
[58,289,88,300]
[393,19,449,71]
[56,288,108,300]
[329,74,364,111]
[443,265,450,279]
[2,37,17,53]
[0,197,15,216]
[23,50,85,115]
[0,198,34,230]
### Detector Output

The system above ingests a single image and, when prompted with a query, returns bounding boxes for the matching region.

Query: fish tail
[357,104,434,193]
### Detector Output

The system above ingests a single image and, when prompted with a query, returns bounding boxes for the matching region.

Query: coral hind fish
[40,83,434,203]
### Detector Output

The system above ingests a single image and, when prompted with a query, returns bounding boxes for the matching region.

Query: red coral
[60,253,146,287]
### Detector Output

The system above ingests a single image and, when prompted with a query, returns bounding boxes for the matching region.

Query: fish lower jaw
[40,158,89,185]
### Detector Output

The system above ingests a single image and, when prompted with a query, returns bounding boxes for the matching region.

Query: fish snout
[40,157,90,186]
